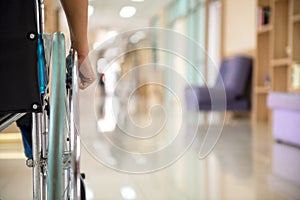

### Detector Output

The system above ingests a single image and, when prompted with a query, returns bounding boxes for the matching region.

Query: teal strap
[37,33,46,94]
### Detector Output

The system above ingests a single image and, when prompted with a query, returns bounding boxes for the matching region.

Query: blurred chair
[267,92,300,147]
[185,56,252,111]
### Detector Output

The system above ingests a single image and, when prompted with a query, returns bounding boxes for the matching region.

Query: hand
[78,54,96,90]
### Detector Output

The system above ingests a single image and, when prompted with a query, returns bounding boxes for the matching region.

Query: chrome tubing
[0,113,25,132]
[47,32,66,200]
[32,113,42,200]
[41,110,48,200]
[41,111,48,158]
[69,49,81,200]
[35,0,45,34]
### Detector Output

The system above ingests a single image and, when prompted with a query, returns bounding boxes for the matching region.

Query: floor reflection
[79,83,300,199]
[1,85,300,199]
[269,143,300,199]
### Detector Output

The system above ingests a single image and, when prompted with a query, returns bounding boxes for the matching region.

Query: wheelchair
[0,0,86,199]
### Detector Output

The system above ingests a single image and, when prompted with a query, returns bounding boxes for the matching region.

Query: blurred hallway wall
[222,0,256,57]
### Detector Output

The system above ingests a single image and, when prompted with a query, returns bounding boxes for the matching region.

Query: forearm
[60,0,89,62]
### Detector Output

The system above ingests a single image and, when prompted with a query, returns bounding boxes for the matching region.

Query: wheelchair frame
[0,0,84,199]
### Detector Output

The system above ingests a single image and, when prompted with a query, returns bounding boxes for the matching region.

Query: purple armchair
[185,56,252,111]
[267,92,300,147]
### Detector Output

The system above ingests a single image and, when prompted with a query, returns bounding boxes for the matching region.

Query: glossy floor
[0,88,300,199]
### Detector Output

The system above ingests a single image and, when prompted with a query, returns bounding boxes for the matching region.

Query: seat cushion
[185,86,231,111]
[268,92,300,111]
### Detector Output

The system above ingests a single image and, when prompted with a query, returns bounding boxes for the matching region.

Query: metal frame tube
[69,50,81,200]
[35,0,45,34]
[0,113,25,132]
[32,113,42,200]
[41,111,48,158]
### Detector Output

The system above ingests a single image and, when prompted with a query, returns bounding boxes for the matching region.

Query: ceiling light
[119,6,136,18]
[120,186,137,200]
[88,5,94,17]
[131,0,144,2]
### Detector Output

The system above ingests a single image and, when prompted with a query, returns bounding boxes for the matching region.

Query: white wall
[223,0,256,57]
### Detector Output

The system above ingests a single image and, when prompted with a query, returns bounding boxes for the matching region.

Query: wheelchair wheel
[47,32,67,200]
[47,32,84,200]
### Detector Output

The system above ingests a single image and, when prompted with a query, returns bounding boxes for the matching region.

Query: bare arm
[60,0,95,89]
[60,0,89,64]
